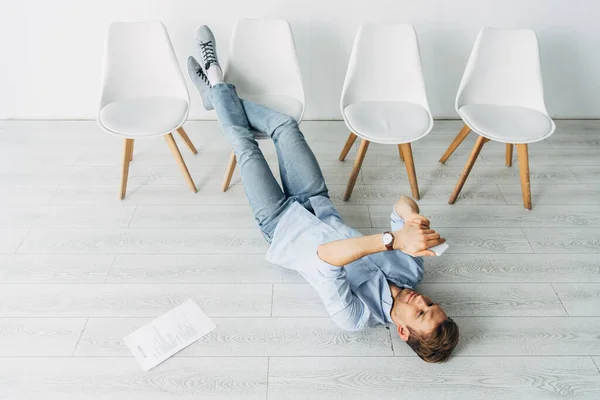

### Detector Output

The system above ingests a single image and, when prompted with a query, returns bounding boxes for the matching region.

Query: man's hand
[393,215,445,257]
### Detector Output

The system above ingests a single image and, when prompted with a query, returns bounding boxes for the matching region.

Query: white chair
[441,28,555,209]
[339,24,433,201]
[221,18,305,191]
[98,21,198,199]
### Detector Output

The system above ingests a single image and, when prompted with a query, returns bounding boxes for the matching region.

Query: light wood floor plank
[554,120,600,132]
[499,184,600,205]
[423,254,600,283]
[0,205,136,227]
[0,357,268,399]
[569,166,600,182]
[522,228,600,253]
[553,284,600,316]
[50,184,249,205]
[593,357,600,375]
[130,205,258,228]
[71,165,153,185]
[0,148,79,166]
[391,317,600,356]
[0,165,151,186]
[129,205,370,229]
[370,205,600,228]
[268,357,600,399]
[547,132,600,148]
[0,284,272,317]
[0,166,77,186]
[0,318,86,356]
[272,284,328,317]
[0,228,30,253]
[108,254,302,284]
[75,317,392,357]
[17,228,269,254]
[0,185,57,205]
[0,254,113,283]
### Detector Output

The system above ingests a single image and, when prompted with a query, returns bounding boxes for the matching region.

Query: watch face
[382,233,393,245]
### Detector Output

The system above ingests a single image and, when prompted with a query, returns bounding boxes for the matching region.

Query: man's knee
[231,136,260,157]
[394,195,420,218]
[273,114,299,136]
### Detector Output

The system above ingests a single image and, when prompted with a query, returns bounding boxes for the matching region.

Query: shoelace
[195,68,210,85]
[199,41,217,69]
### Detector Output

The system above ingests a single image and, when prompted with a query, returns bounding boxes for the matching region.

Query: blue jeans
[210,83,329,242]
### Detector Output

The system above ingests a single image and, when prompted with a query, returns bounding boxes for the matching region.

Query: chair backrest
[100,21,189,109]
[341,24,430,112]
[456,28,548,114]
[224,19,305,119]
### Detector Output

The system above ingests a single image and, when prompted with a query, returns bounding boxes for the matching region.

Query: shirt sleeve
[364,249,424,289]
[310,254,369,331]
[390,207,405,231]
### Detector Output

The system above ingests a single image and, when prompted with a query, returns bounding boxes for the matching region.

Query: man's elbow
[331,309,365,332]
[317,246,343,267]
[316,245,325,259]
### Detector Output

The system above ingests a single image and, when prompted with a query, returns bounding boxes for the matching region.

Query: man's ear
[397,324,410,342]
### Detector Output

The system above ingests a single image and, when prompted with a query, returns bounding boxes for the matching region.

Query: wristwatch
[382,231,395,251]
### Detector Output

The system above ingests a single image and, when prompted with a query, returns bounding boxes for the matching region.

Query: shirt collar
[382,284,394,323]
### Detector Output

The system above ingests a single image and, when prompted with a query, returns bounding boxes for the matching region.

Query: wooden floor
[1,119,600,399]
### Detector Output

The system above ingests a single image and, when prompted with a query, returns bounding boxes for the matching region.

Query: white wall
[1,0,598,120]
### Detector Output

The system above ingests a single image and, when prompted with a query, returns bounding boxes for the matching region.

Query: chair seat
[458,104,555,144]
[343,101,432,144]
[99,96,188,137]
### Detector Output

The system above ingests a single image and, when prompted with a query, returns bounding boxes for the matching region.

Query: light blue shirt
[266,196,424,331]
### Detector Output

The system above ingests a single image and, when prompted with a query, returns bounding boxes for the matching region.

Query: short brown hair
[407,317,459,363]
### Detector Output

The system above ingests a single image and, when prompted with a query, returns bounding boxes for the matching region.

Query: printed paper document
[124,299,216,371]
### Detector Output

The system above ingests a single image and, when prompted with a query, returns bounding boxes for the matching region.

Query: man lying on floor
[187,25,459,363]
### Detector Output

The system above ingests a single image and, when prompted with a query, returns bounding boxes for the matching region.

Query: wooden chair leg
[339,132,358,161]
[222,151,237,192]
[164,133,197,193]
[344,139,370,201]
[506,143,513,167]
[439,124,471,164]
[399,145,405,162]
[399,143,419,200]
[516,144,532,210]
[129,139,134,161]
[448,135,488,204]
[120,139,133,199]
[177,127,198,154]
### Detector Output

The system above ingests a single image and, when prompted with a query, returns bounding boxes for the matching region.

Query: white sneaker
[196,25,223,85]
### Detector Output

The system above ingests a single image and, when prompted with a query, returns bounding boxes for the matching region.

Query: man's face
[391,288,447,341]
